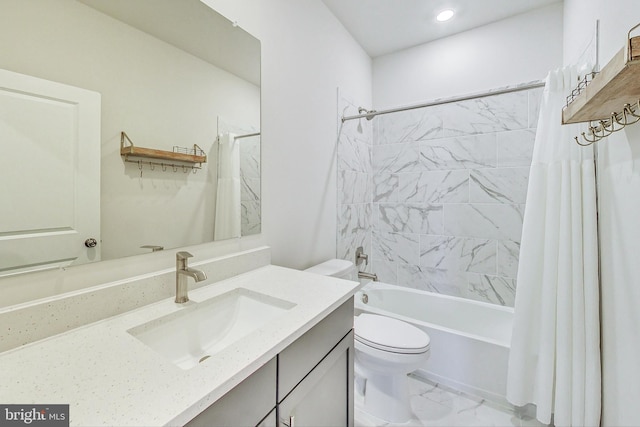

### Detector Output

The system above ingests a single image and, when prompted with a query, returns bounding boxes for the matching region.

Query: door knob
[84,238,98,248]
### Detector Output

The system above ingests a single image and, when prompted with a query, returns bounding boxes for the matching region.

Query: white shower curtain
[214,132,241,240]
[506,67,600,426]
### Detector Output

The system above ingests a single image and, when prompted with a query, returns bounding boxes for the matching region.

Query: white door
[0,69,101,276]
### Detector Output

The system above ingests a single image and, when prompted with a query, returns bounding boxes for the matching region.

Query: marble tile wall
[239,136,261,236]
[337,94,373,264]
[338,87,542,307]
[217,117,261,236]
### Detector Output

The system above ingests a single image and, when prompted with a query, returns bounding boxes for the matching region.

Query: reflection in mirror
[0,0,260,278]
[214,117,261,240]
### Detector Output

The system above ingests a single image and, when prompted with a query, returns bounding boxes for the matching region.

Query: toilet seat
[354,313,430,354]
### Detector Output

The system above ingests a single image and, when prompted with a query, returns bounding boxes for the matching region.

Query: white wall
[372,2,563,108]
[204,0,373,269]
[564,1,640,425]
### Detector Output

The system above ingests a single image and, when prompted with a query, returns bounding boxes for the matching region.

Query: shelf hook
[627,100,640,118]
[613,108,629,126]
[582,128,601,145]
[598,120,614,137]
[575,134,595,146]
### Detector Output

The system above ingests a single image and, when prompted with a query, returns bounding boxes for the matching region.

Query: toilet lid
[354,313,430,354]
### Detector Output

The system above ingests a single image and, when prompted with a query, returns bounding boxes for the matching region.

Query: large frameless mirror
[0,0,261,278]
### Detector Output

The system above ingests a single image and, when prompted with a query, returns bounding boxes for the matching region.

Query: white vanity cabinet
[185,297,354,427]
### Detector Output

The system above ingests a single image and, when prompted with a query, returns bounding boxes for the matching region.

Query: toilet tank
[304,259,356,281]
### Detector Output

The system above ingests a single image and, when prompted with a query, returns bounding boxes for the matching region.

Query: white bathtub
[355,282,514,405]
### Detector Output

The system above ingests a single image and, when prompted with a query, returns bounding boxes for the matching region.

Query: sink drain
[198,355,211,363]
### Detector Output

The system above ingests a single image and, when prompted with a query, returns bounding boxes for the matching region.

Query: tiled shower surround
[338,86,542,307]
[217,117,261,237]
[239,135,261,236]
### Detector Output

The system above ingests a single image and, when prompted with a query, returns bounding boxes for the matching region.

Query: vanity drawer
[278,297,354,400]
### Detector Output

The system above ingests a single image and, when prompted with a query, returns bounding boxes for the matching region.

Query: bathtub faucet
[358,271,378,282]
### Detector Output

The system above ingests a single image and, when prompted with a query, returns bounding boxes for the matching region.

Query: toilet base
[359,371,413,423]
[353,314,430,424]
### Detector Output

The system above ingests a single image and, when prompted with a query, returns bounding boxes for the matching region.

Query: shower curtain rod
[234,132,261,139]
[341,80,546,123]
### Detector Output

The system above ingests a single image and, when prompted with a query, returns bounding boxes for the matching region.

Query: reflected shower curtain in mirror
[506,67,600,426]
[214,132,241,240]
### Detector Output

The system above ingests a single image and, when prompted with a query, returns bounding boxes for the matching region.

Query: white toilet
[305,259,431,424]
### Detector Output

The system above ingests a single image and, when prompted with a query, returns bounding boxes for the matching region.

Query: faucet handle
[355,246,368,267]
[176,251,193,260]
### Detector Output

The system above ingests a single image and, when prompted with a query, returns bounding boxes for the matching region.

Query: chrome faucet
[175,251,207,303]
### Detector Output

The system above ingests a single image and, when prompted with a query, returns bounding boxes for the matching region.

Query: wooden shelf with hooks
[562,35,640,124]
[119,131,207,164]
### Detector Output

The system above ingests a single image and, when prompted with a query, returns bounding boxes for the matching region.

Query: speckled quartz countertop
[0,265,360,426]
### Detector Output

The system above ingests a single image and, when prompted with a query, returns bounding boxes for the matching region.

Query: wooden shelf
[563,36,640,124]
[119,132,206,165]
[120,145,206,163]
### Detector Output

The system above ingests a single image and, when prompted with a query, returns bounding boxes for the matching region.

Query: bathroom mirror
[0,0,260,277]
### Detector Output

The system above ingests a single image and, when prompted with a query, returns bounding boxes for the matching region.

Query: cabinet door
[185,358,276,427]
[279,298,354,398]
[278,331,354,427]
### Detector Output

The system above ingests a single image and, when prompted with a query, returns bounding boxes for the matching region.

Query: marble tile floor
[355,374,547,427]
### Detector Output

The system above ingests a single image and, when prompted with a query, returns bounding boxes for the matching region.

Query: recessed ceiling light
[436,9,455,22]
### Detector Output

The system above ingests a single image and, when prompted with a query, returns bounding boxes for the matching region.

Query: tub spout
[358,271,378,282]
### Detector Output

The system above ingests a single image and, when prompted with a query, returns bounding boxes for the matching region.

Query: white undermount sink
[128,288,296,369]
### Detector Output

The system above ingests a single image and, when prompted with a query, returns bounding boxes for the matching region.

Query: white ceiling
[322,0,562,57]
